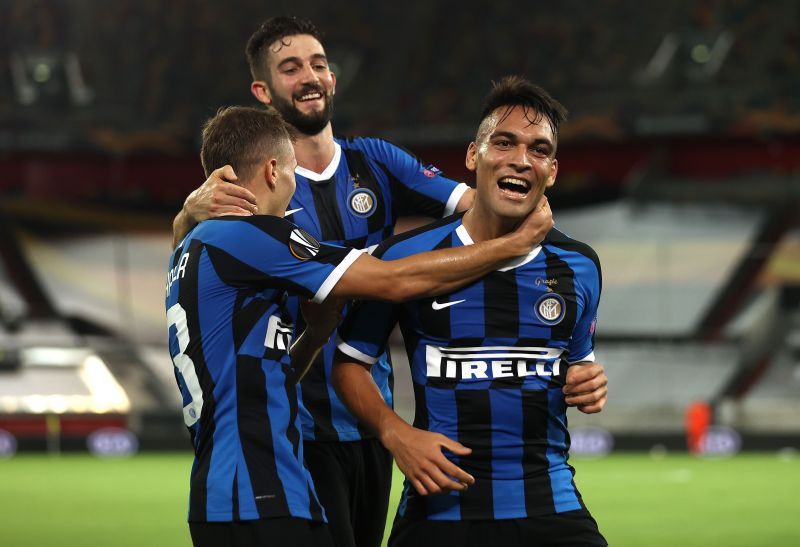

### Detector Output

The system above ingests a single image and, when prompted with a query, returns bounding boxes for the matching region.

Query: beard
[269,83,334,136]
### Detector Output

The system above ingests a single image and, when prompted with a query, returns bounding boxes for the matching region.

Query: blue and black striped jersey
[336,213,602,521]
[165,215,361,523]
[286,136,469,442]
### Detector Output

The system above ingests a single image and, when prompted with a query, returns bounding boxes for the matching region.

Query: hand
[300,297,347,342]
[382,421,475,496]
[563,361,608,414]
[184,165,258,221]
[504,196,554,255]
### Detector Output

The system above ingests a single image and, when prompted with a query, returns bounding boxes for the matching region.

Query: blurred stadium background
[1,0,799,545]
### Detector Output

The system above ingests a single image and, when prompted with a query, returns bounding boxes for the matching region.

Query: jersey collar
[455,223,542,272]
[295,142,342,182]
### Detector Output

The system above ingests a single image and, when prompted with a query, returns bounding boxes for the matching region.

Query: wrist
[378,413,409,452]
[500,231,531,257]
[302,327,332,346]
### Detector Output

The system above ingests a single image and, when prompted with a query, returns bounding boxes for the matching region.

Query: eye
[282,67,298,75]
[494,139,512,149]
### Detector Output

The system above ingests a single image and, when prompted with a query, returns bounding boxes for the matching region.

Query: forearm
[332,359,407,444]
[288,329,330,383]
[172,208,197,248]
[381,232,527,301]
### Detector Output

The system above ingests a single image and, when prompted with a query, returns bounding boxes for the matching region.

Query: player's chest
[408,259,581,341]
[288,168,391,241]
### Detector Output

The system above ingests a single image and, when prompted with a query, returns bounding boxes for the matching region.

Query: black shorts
[189,516,333,547]
[303,438,393,547]
[389,509,607,547]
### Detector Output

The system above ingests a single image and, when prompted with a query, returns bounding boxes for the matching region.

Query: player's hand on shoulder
[383,422,475,496]
[185,165,258,221]
[563,361,608,414]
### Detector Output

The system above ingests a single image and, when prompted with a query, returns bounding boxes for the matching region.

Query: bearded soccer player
[170,16,608,547]
[333,77,608,547]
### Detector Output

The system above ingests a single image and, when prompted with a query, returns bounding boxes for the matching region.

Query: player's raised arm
[331,197,553,302]
[171,165,259,247]
[332,352,475,496]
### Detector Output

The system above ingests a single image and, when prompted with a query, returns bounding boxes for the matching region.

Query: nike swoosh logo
[284,208,304,217]
[431,299,465,311]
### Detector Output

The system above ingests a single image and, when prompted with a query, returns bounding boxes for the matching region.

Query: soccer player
[170,16,607,547]
[167,105,554,547]
[171,17,478,547]
[333,77,608,547]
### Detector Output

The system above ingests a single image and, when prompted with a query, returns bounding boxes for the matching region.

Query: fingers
[564,362,606,394]
[410,478,429,496]
[207,205,255,217]
[439,436,472,457]
[396,431,475,496]
[538,196,554,228]
[564,362,608,412]
[212,183,258,215]
[408,459,472,496]
[213,164,238,182]
[577,393,608,414]
[565,384,608,408]
[537,195,549,211]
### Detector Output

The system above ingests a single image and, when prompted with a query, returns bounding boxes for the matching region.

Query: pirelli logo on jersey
[425,345,564,381]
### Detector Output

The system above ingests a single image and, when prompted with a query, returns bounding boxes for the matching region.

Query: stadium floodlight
[0,347,130,414]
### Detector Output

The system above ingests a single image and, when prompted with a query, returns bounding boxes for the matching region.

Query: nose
[298,62,318,84]
[509,144,532,171]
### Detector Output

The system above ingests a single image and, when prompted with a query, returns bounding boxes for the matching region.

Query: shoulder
[543,227,601,277]
[337,135,415,162]
[194,215,297,243]
[372,213,463,260]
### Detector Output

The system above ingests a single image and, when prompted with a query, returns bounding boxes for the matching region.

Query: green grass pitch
[1,452,798,546]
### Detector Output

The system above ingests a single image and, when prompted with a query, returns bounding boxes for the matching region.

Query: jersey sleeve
[200,216,362,303]
[362,138,469,218]
[567,258,602,363]
[336,299,398,366]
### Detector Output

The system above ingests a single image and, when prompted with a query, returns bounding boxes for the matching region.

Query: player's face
[263,34,336,136]
[466,105,558,221]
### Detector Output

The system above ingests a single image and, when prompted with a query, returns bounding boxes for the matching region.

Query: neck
[239,179,284,217]
[461,201,520,243]
[293,123,336,174]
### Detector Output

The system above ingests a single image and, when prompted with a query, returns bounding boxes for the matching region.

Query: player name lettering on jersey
[165,253,190,297]
[425,345,564,380]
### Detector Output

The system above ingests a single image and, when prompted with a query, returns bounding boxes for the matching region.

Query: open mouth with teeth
[296,91,323,103]
[497,177,531,199]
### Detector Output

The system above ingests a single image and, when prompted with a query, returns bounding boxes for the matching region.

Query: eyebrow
[490,131,553,147]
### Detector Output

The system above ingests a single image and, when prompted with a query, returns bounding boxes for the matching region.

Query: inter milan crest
[348,188,377,218]
[289,228,321,260]
[535,293,566,325]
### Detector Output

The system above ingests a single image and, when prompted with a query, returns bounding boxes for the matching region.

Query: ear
[251,81,272,105]
[330,70,337,96]
[263,158,279,190]
[546,158,558,188]
[465,142,478,172]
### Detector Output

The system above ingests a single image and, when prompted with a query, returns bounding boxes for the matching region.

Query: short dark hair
[477,76,568,147]
[245,16,324,82]
[200,105,294,181]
